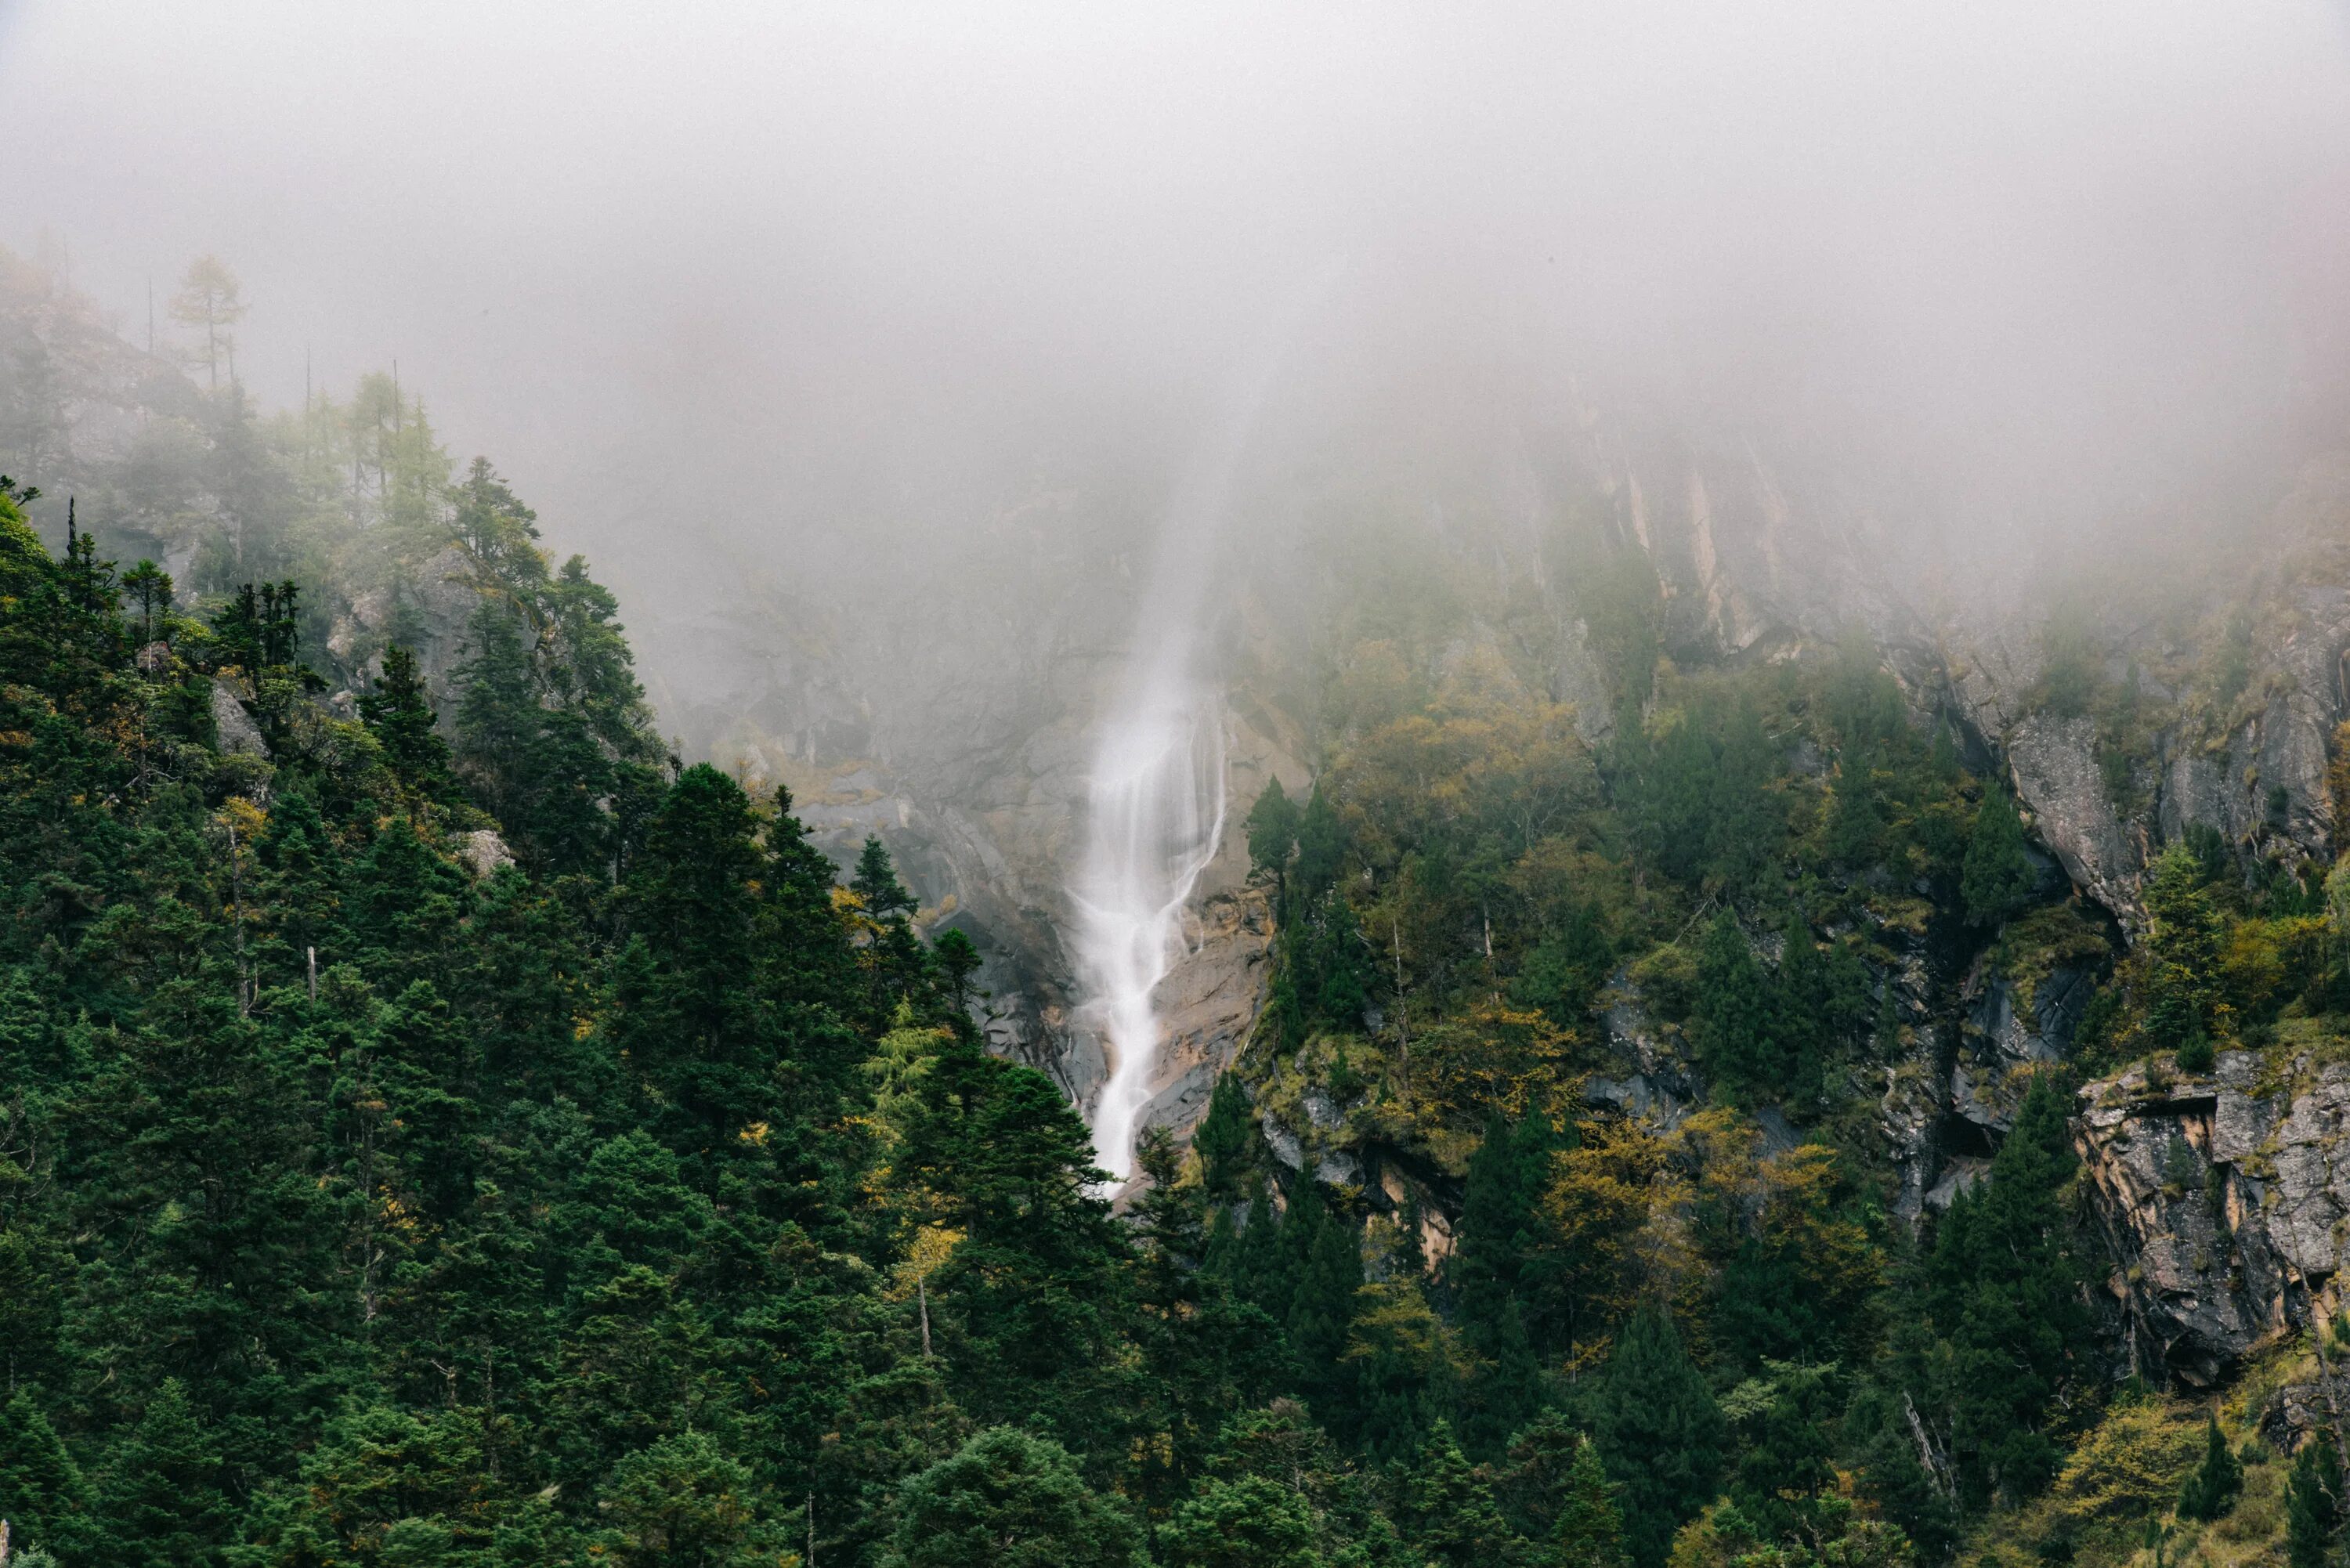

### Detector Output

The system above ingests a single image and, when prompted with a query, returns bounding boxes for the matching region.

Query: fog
[6,2,2350,659]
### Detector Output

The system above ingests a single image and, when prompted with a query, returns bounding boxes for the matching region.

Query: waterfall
[1066,284,1323,1182]
[1071,690,1227,1183]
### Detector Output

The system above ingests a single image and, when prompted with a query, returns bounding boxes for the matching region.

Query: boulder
[210,681,269,758]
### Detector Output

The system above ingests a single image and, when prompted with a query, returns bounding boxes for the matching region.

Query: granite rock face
[2075,1053,2350,1387]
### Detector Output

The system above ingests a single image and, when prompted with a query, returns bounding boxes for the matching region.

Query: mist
[6,2,2350,667]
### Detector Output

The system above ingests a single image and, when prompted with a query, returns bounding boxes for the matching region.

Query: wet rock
[329,545,486,694]
[1882,1062,1944,1224]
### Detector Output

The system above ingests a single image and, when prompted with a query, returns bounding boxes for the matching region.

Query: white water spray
[1070,361,1300,1182]
[1072,691,1227,1183]
[1068,278,1330,1183]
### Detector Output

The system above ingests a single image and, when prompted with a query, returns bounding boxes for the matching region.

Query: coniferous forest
[6,16,2350,1559]
[9,247,2350,1568]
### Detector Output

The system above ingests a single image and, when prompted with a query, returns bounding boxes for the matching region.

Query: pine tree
[1195,1071,1253,1198]
[1293,786,1344,901]
[1552,1433,1628,1568]
[1160,1474,1322,1568]
[0,1393,96,1562]
[1453,1115,1559,1450]
[1694,912,1773,1099]
[1246,779,1301,918]
[618,764,772,1144]
[1961,785,2035,927]
[880,1427,1145,1568]
[121,559,174,645]
[95,1380,235,1568]
[2177,1414,2243,1521]
[1704,696,1778,893]
[1926,1076,2083,1506]
[2145,844,2225,1065]
[1394,1420,1517,1568]
[853,835,919,922]
[358,642,454,798]
[1282,1183,1363,1419]
[2287,1430,2341,1568]
[1584,1305,1726,1568]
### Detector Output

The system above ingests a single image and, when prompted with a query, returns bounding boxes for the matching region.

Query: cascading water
[1071,690,1227,1183]
[1066,287,1321,1183]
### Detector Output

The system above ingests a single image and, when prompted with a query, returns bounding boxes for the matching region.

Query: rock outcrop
[2076,1053,2350,1387]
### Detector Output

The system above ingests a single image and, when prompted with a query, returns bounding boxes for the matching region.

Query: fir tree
[2287,1430,2341,1568]
[1925,1076,2083,1506]
[1552,1433,1628,1568]
[95,1380,235,1568]
[1195,1071,1254,1199]
[1394,1420,1516,1568]
[0,1393,96,1562]
[1584,1306,1726,1568]
[2145,844,2225,1064]
[2176,1414,2243,1522]
[1694,912,1773,1099]
[1246,778,1301,917]
[880,1427,1145,1568]
[853,834,919,922]
[1961,785,2035,928]
[1160,1474,1322,1568]
[357,642,454,798]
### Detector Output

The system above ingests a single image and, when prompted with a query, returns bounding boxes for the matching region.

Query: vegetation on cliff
[5,249,2350,1568]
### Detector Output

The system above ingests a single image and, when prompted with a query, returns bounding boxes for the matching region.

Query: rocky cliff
[2076,1050,2350,1389]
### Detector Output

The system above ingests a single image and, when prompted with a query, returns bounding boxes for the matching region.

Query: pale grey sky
[5,2,2348,623]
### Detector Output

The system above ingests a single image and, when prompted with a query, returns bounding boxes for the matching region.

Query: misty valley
[6,8,2350,1568]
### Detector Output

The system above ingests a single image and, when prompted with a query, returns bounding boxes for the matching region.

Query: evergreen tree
[357,642,454,798]
[854,834,919,922]
[1704,696,1778,893]
[1961,785,2035,928]
[1393,1421,1516,1568]
[95,1379,235,1568]
[1195,1071,1254,1199]
[1452,1115,1559,1450]
[1694,912,1773,1100]
[2287,1430,2341,1568]
[1584,1306,1726,1568]
[1282,1183,1363,1419]
[1293,786,1344,901]
[2145,844,2225,1064]
[1551,1433,1628,1568]
[1247,779,1302,917]
[1161,1474,1324,1568]
[602,1431,779,1568]
[880,1427,1145,1568]
[2176,1414,2243,1522]
[0,1393,96,1563]
[1925,1076,2083,1506]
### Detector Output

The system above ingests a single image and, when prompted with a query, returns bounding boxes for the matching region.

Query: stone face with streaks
[2074,1053,2350,1386]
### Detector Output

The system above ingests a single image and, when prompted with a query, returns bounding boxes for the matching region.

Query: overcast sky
[5,2,2349,628]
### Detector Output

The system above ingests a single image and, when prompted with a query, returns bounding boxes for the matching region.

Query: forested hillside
[9,242,2350,1568]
